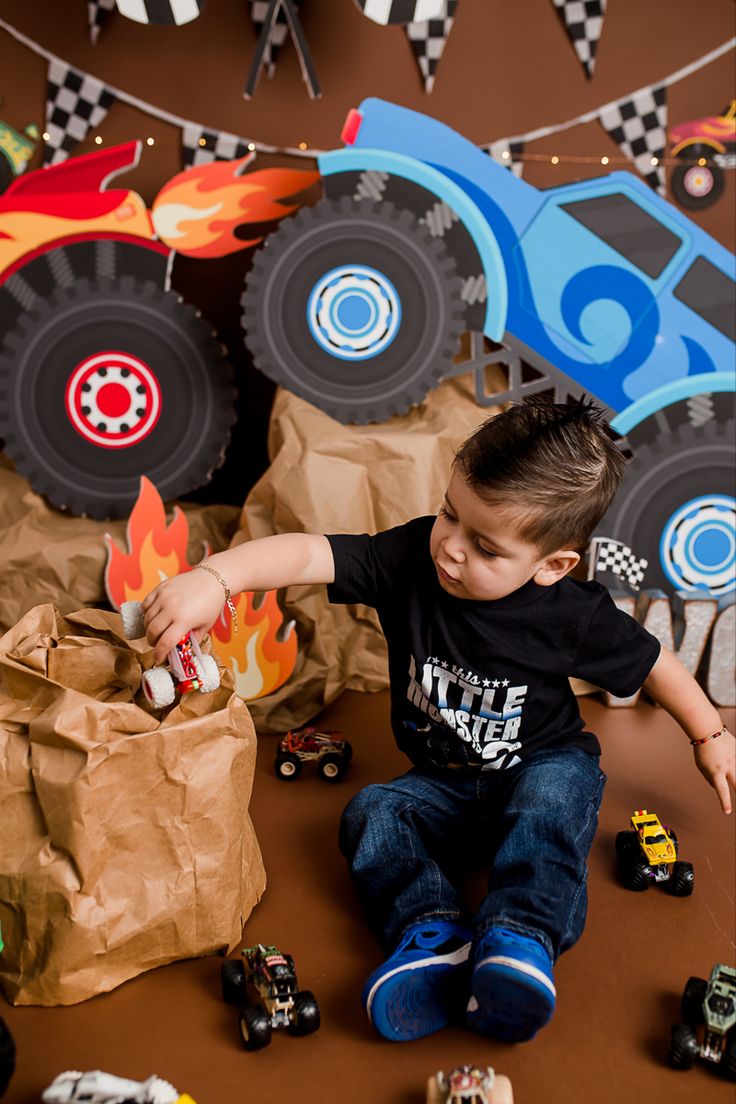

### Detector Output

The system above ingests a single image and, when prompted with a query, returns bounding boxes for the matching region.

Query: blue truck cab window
[674,257,736,342]
[559,193,682,278]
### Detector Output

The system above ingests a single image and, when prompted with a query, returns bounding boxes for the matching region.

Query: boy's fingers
[714,773,732,814]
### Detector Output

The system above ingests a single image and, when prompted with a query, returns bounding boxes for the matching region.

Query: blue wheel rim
[307,265,402,361]
[659,494,736,594]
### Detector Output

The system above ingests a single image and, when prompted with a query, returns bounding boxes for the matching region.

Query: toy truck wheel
[667,861,695,897]
[615,830,640,864]
[599,420,735,599]
[318,753,348,782]
[275,753,302,780]
[622,860,651,891]
[239,1005,272,1050]
[195,654,220,693]
[221,959,247,1005]
[288,990,320,1036]
[120,600,146,640]
[668,1022,699,1069]
[242,197,464,424]
[723,1035,736,1081]
[681,976,707,1023]
[670,154,725,210]
[0,277,236,519]
[142,668,176,709]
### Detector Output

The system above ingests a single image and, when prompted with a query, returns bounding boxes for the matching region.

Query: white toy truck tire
[196,654,220,693]
[142,667,176,709]
[120,600,146,640]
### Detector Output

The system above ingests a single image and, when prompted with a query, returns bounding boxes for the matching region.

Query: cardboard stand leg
[244,0,321,99]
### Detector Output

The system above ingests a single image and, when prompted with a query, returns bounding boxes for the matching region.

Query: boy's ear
[533,550,580,587]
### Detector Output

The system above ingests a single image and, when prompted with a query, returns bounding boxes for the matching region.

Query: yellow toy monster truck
[615,809,694,896]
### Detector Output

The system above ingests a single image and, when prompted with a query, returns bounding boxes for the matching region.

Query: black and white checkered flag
[181,124,253,167]
[355,0,445,24]
[88,0,116,44]
[249,0,293,76]
[406,0,458,94]
[44,60,116,165]
[599,85,667,193]
[487,138,526,178]
[551,0,607,79]
[115,0,206,24]
[588,537,648,592]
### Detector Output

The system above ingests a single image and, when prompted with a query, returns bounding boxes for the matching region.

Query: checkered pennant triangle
[181,124,254,167]
[405,0,458,94]
[590,537,648,591]
[487,138,526,178]
[551,0,607,79]
[354,0,445,24]
[115,0,206,24]
[88,0,116,44]
[598,85,667,193]
[249,0,294,76]
[44,60,116,165]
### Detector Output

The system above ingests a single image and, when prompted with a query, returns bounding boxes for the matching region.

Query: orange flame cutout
[151,155,320,258]
[104,477,297,700]
[210,591,298,701]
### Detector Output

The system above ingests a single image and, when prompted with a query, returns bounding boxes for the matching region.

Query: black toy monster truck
[221,943,320,1050]
[668,964,736,1079]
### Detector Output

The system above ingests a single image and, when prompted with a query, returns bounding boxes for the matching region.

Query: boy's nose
[442,534,465,561]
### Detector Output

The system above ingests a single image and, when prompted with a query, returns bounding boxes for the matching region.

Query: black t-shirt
[326,516,661,771]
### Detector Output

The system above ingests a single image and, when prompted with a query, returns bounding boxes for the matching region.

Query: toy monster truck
[243,97,735,598]
[615,809,694,896]
[668,963,736,1079]
[427,1065,514,1104]
[120,599,220,708]
[669,100,735,210]
[274,726,353,781]
[221,943,320,1050]
[41,1070,196,1104]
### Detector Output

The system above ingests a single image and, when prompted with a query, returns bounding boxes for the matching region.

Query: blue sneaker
[362,920,472,1042]
[466,926,556,1042]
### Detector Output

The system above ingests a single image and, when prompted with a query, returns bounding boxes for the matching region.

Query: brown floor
[4,691,735,1104]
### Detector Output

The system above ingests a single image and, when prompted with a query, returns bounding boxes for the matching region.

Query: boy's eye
[477,544,497,558]
[439,505,457,522]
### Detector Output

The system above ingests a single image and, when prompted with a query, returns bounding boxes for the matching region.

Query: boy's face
[429,468,579,601]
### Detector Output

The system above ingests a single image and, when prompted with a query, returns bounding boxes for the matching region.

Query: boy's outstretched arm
[642,645,735,814]
[142,533,335,663]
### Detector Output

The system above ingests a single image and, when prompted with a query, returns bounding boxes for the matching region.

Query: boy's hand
[693,727,736,814]
[142,568,227,664]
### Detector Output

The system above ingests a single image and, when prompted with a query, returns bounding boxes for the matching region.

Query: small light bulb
[94,135,103,145]
[650,156,658,166]
[198,137,206,147]
[601,156,609,165]
[501,150,510,159]
[298,141,308,150]
[247,142,256,151]
[697,157,707,167]
[42,131,50,141]
[551,155,559,165]
[146,137,155,146]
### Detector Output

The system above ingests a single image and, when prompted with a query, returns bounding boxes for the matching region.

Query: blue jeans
[338,745,606,961]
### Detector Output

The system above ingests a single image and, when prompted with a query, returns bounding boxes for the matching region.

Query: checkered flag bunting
[551,0,607,79]
[355,0,445,24]
[599,85,667,193]
[589,537,648,592]
[115,0,206,24]
[44,60,116,165]
[88,0,116,44]
[181,124,254,167]
[406,0,458,93]
[249,0,294,76]
[487,138,526,178]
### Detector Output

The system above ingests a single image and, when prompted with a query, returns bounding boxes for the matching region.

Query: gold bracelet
[689,724,726,747]
[194,562,238,633]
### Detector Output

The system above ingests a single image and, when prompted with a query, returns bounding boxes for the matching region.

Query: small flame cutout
[151,155,320,258]
[210,591,298,701]
[105,477,297,700]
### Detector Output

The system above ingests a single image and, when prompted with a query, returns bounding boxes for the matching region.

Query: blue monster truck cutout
[242,98,736,598]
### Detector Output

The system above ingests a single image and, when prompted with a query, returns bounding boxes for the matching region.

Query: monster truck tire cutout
[601,420,736,596]
[0,275,236,518]
[242,197,464,424]
[670,149,725,211]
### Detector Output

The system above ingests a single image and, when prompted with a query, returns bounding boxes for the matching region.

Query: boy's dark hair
[454,396,627,555]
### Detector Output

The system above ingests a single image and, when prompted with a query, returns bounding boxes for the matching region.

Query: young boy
[141,398,735,1046]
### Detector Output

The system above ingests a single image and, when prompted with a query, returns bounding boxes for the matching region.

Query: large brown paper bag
[0,604,266,1006]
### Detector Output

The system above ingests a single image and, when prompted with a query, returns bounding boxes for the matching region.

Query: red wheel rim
[64,351,162,449]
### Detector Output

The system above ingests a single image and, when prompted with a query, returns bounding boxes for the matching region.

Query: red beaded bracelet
[690,724,727,747]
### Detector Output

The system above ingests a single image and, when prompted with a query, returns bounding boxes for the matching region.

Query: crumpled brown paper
[240,368,503,732]
[0,454,239,636]
[0,604,266,1006]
